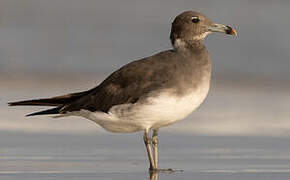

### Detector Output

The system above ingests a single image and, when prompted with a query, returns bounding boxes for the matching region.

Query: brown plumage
[8,11,235,119]
[9,48,210,115]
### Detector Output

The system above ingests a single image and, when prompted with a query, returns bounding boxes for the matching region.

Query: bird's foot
[149,168,183,174]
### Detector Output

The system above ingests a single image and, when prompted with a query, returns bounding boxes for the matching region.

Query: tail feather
[8,90,89,116]
[8,99,62,106]
[26,107,62,116]
[8,91,88,107]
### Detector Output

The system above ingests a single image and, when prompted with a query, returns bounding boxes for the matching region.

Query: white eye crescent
[191,16,200,23]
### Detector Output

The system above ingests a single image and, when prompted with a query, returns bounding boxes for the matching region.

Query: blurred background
[0,0,290,136]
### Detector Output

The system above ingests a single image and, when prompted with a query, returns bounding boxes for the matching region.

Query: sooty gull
[9,11,237,172]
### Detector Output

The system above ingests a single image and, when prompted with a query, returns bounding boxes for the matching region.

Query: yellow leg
[143,130,155,170]
[152,129,159,169]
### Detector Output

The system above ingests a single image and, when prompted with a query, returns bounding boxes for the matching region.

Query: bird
[8,11,236,172]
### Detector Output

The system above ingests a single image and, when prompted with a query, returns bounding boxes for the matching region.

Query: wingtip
[7,102,14,106]
[25,113,34,117]
[7,101,24,106]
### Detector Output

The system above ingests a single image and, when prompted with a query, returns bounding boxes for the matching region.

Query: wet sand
[1,132,290,180]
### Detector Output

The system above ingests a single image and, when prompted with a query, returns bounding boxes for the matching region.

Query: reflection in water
[149,171,159,180]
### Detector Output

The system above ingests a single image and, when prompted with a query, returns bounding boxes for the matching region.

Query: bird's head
[170,11,237,50]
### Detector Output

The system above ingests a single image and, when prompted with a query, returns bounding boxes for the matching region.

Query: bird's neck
[172,38,205,52]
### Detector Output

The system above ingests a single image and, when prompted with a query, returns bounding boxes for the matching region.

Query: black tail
[8,90,89,116]
[8,91,88,107]
[26,107,62,116]
[8,99,63,106]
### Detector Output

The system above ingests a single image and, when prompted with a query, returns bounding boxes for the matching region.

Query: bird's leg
[152,129,183,173]
[143,130,155,171]
[152,129,159,169]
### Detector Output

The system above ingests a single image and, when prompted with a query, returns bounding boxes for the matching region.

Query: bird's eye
[191,16,200,23]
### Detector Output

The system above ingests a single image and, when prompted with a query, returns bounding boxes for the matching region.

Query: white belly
[72,82,210,133]
[129,84,210,130]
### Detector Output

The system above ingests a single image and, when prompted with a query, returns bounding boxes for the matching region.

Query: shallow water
[1,132,290,180]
